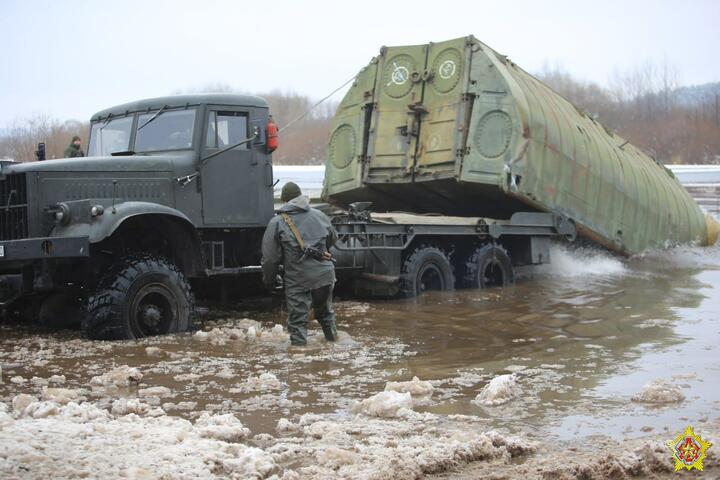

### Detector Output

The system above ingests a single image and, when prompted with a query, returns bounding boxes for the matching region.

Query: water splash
[545,245,626,278]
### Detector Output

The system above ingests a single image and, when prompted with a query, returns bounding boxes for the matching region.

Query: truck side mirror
[35,142,46,161]
[250,119,266,146]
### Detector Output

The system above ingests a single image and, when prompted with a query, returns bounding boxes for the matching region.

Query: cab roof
[90,94,268,121]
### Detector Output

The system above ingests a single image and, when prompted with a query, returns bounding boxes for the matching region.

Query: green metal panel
[323,36,713,254]
[461,44,521,186]
[414,37,472,180]
[364,43,427,184]
[323,60,377,197]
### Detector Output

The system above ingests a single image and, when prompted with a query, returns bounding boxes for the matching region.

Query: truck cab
[87,93,275,228]
[0,94,276,339]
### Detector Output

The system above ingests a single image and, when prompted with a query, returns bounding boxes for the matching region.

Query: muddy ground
[1,245,719,479]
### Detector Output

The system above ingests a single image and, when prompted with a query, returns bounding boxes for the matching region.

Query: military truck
[0,93,574,340]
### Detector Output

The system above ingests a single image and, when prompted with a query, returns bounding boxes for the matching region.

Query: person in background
[64,136,85,158]
[261,182,338,347]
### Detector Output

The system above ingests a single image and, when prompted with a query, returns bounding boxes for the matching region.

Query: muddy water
[1,244,719,450]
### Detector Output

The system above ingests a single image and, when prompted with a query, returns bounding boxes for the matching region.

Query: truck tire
[83,255,194,340]
[400,246,455,298]
[462,244,514,289]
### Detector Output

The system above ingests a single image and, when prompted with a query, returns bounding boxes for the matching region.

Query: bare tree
[538,60,719,164]
[0,115,89,161]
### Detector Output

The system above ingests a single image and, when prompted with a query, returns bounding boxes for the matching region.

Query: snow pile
[162,401,198,412]
[315,446,359,469]
[485,430,536,457]
[89,365,143,387]
[111,398,164,417]
[473,374,520,406]
[10,395,111,422]
[303,420,352,443]
[233,372,282,393]
[11,394,37,414]
[290,415,535,479]
[276,418,300,435]
[195,412,251,442]
[41,387,85,405]
[385,376,434,403]
[194,322,287,345]
[0,392,544,480]
[209,445,277,479]
[48,374,66,385]
[540,441,673,479]
[194,326,246,345]
[249,323,288,343]
[261,324,287,341]
[631,379,685,404]
[138,386,172,398]
[0,402,10,425]
[0,401,278,480]
[351,391,413,418]
[144,346,164,357]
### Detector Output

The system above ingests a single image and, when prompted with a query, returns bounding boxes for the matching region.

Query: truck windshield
[134,109,196,152]
[88,116,133,156]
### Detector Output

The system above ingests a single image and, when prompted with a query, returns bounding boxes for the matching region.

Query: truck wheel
[83,255,194,340]
[400,246,455,298]
[462,244,514,289]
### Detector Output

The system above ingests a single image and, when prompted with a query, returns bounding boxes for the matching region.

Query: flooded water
[1,244,719,478]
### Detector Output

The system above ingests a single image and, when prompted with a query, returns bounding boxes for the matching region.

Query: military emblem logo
[666,426,712,471]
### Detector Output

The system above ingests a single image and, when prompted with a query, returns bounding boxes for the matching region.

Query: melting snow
[632,379,685,404]
[473,374,521,406]
[351,390,413,418]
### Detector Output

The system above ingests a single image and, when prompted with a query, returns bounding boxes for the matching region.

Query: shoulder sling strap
[280,213,305,250]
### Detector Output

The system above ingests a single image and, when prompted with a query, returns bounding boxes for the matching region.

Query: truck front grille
[0,173,29,240]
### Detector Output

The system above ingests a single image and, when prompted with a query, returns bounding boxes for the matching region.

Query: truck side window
[205,111,217,148]
[216,112,248,149]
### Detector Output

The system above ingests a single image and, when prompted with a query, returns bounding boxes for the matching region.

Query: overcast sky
[1,0,718,125]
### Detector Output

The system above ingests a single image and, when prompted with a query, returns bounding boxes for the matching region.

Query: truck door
[200,108,264,226]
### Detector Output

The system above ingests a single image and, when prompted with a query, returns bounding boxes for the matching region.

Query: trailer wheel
[83,254,194,340]
[462,244,514,289]
[400,246,455,298]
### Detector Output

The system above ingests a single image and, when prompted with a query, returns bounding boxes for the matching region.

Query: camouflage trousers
[285,283,337,346]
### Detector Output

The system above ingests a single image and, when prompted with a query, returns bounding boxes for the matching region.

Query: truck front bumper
[0,236,90,307]
[0,236,89,263]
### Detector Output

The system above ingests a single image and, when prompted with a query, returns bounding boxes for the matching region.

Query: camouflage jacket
[261,195,338,292]
[64,144,85,158]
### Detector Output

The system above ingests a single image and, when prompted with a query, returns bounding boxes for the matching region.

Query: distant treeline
[0,116,90,162]
[1,65,718,165]
[535,62,720,165]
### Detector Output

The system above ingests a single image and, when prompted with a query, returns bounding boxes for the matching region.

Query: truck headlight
[54,203,71,225]
[90,205,104,217]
